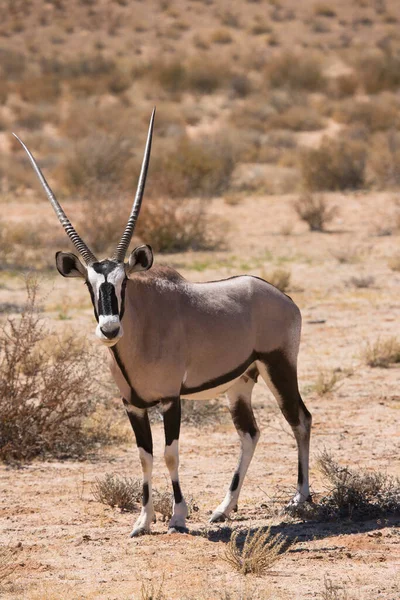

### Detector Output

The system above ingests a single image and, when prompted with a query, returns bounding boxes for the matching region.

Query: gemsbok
[14,109,312,536]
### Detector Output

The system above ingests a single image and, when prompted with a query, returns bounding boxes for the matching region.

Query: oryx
[14,109,312,536]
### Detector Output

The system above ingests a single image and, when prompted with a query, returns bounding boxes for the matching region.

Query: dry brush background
[0,0,400,598]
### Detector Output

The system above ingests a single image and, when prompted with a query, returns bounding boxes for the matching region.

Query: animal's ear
[126,245,153,275]
[55,252,87,278]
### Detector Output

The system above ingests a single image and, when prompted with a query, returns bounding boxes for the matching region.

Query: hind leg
[210,369,260,523]
[257,351,312,505]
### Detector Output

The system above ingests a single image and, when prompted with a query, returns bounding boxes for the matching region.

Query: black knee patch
[298,460,304,486]
[142,482,150,506]
[231,396,258,438]
[230,472,240,492]
[172,481,183,504]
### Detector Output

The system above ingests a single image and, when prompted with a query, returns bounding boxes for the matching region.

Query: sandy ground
[0,192,400,599]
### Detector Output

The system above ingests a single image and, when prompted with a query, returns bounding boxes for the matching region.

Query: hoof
[167,526,188,534]
[129,527,150,538]
[209,512,227,523]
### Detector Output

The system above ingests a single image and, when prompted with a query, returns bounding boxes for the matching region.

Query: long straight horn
[113,107,155,263]
[12,134,98,266]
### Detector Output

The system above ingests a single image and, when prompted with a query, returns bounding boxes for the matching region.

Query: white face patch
[86,261,126,345]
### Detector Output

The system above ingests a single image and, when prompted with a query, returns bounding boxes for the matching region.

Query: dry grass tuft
[140,578,166,600]
[91,474,142,511]
[0,277,100,463]
[222,526,288,576]
[264,268,291,293]
[312,369,343,396]
[0,546,18,584]
[300,137,366,191]
[321,576,351,600]
[363,337,400,368]
[294,194,338,231]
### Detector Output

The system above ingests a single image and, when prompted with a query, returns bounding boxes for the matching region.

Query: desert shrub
[0,48,26,80]
[315,450,400,520]
[330,73,358,99]
[0,278,99,463]
[368,130,400,188]
[91,474,142,511]
[16,74,62,103]
[264,268,291,292]
[332,97,400,132]
[347,275,375,288]
[294,194,338,231]
[222,526,288,575]
[313,3,336,17]
[389,255,400,271]
[300,137,366,191]
[151,135,235,199]
[268,106,324,131]
[76,185,129,255]
[210,28,233,44]
[136,196,221,253]
[363,337,400,367]
[61,134,137,194]
[266,52,326,92]
[186,59,222,94]
[230,74,252,98]
[357,48,400,94]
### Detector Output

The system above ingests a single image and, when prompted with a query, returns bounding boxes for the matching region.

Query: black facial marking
[122,398,153,455]
[231,396,258,439]
[142,482,150,506]
[92,260,120,276]
[230,472,240,492]
[98,281,119,316]
[181,352,257,396]
[162,399,181,446]
[86,280,98,322]
[119,278,128,320]
[172,481,183,504]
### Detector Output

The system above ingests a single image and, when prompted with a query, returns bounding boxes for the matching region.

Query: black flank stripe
[181,352,257,396]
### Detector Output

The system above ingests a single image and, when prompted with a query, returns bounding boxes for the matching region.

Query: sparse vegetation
[0,277,100,463]
[264,268,291,293]
[300,138,366,191]
[222,526,288,576]
[312,369,343,396]
[91,474,142,511]
[363,337,400,367]
[347,275,375,288]
[321,577,351,600]
[266,52,326,91]
[294,194,338,231]
[315,450,400,520]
